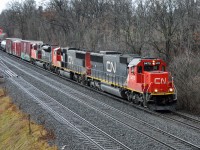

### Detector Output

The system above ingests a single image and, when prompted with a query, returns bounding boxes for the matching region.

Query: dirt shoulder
[0,88,57,150]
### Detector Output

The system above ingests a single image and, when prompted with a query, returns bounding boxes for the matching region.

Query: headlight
[169,88,173,92]
[154,89,158,93]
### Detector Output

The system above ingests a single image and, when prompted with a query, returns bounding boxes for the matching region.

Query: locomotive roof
[128,58,141,67]
[21,40,43,44]
[68,47,80,50]
[90,52,141,59]
[99,51,121,54]
[90,52,104,56]
[120,54,140,58]
[142,57,157,59]
[6,38,21,41]
[13,40,21,42]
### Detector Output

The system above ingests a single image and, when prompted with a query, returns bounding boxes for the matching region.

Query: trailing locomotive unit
[54,47,89,81]
[53,49,177,110]
[32,44,55,70]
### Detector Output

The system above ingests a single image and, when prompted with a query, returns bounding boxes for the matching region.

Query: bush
[169,52,200,113]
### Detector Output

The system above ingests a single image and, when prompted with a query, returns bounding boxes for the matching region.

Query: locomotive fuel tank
[35,61,45,68]
[59,70,71,79]
[101,83,127,99]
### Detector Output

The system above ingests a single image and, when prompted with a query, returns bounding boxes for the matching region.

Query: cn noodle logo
[106,61,116,73]
[154,78,167,84]
[68,56,73,64]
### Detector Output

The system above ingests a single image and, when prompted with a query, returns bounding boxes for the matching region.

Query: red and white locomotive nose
[126,58,176,110]
[144,71,174,94]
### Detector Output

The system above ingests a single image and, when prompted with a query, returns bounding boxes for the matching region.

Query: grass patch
[0,93,57,150]
[0,88,5,97]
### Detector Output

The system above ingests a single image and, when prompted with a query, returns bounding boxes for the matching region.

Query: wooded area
[0,0,199,112]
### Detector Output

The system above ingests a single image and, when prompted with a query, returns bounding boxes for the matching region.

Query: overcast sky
[0,0,48,13]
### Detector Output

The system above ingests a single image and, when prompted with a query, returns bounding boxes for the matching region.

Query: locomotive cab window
[162,66,165,71]
[137,66,142,73]
[131,66,135,74]
[144,65,159,71]
[57,50,61,55]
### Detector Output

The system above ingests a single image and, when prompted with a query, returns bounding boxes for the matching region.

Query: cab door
[57,49,61,61]
[136,66,143,83]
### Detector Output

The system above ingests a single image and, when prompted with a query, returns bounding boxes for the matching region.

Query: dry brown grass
[0,91,58,150]
[0,88,5,97]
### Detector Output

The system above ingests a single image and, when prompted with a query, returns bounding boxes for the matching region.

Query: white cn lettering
[106,61,116,73]
[154,78,167,84]
[68,56,73,64]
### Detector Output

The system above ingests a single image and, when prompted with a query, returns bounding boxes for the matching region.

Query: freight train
[0,38,177,110]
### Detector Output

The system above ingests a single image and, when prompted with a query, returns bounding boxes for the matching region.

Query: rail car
[3,38,177,110]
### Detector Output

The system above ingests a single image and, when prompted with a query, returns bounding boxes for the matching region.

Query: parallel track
[172,111,200,123]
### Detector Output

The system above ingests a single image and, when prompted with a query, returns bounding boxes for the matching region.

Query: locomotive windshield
[144,65,159,71]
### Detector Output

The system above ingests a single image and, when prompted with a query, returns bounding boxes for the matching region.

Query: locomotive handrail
[146,82,153,94]
[170,75,177,100]
[168,72,174,82]
[60,63,126,86]
[90,68,126,86]
[172,77,178,100]
[174,85,177,100]
[64,62,85,74]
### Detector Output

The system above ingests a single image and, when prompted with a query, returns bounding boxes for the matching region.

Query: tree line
[0,0,200,113]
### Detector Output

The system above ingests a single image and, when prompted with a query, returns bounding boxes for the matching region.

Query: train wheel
[133,95,140,104]
[127,94,132,102]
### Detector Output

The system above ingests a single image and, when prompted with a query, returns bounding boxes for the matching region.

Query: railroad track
[171,111,200,123]
[9,76,131,150]
[0,58,18,78]
[168,111,200,129]
[1,54,200,150]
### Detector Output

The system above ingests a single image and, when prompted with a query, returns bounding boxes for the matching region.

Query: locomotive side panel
[90,53,104,79]
[75,51,86,74]
[41,45,52,63]
[61,48,67,68]
[67,50,86,74]
[30,41,43,60]
[103,55,127,86]
[52,47,62,68]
